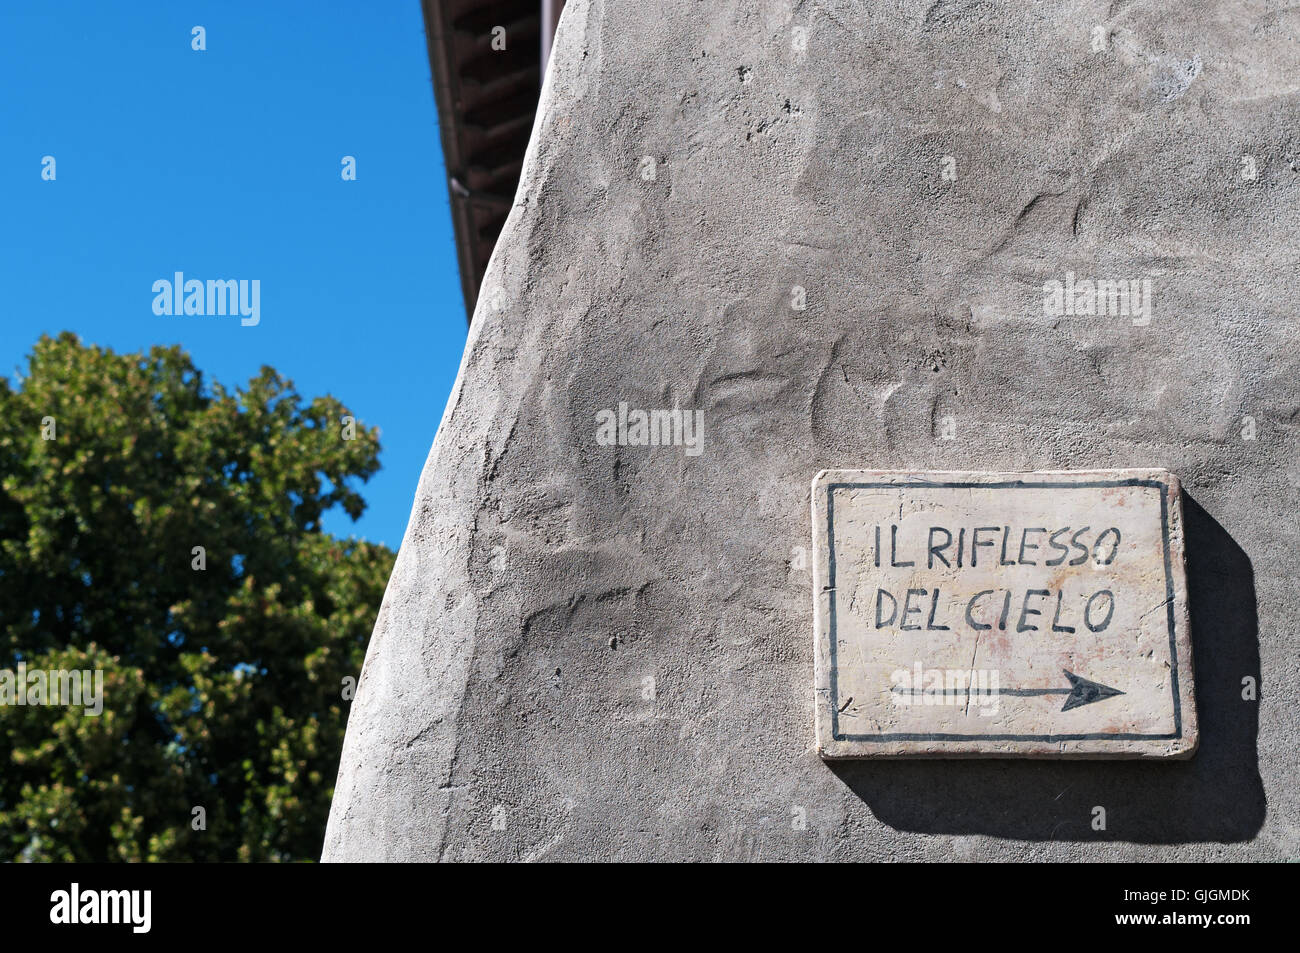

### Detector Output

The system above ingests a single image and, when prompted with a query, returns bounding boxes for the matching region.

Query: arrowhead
[1060,670,1125,711]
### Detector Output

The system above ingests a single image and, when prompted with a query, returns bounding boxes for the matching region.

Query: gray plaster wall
[323,0,1300,861]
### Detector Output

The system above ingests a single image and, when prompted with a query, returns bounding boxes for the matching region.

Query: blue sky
[0,1,468,551]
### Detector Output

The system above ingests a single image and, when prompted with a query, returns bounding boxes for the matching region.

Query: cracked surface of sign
[812,470,1197,759]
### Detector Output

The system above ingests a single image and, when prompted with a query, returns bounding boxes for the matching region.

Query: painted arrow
[890,669,1125,712]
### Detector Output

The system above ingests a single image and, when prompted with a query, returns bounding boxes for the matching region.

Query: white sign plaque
[812,470,1197,759]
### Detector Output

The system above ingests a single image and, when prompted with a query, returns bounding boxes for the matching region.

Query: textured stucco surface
[325,0,1300,860]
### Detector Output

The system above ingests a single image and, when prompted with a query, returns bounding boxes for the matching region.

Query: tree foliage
[0,333,394,861]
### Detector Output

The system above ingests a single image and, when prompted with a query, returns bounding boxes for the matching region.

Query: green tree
[0,333,394,861]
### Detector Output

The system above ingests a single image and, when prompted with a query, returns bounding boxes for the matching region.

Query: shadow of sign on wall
[826,492,1262,843]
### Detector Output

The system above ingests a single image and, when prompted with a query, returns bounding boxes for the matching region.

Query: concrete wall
[324,0,1299,861]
